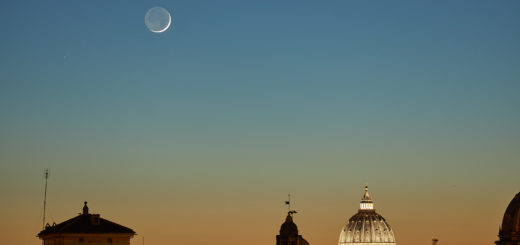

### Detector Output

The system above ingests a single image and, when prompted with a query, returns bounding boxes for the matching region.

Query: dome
[339,211,396,244]
[280,214,299,236]
[276,211,310,245]
[338,187,396,245]
[496,192,520,245]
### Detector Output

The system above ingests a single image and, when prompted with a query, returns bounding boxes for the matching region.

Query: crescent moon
[145,7,172,33]
[151,12,171,33]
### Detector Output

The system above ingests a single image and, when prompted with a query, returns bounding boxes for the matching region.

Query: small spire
[285,211,297,224]
[362,186,371,201]
[360,186,374,210]
[285,213,293,222]
[83,201,89,215]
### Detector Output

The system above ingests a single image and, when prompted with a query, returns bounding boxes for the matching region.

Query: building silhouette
[276,211,310,245]
[37,202,135,245]
[496,192,520,245]
[338,186,396,245]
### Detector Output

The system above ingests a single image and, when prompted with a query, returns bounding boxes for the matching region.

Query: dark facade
[37,202,135,245]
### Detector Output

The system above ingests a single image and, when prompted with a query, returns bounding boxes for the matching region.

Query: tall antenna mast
[42,168,50,229]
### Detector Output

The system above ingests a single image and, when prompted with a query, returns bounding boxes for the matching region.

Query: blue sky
[1,0,519,191]
[2,1,519,159]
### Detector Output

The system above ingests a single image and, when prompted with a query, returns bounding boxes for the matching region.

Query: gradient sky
[1,1,519,245]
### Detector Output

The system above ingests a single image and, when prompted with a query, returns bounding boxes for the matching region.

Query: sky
[0,1,519,245]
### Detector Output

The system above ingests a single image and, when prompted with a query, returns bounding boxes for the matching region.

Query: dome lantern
[359,186,374,211]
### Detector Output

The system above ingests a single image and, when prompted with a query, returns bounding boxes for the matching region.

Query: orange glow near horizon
[1,178,515,245]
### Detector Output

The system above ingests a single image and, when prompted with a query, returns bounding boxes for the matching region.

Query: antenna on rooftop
[42,168,50,229]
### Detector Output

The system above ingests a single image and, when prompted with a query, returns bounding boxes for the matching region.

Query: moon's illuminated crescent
[151,14,171,33]
[145,7,172,33]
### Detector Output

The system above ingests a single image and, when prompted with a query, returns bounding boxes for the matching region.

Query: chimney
[432,238,439,245]
[91,214,100,225]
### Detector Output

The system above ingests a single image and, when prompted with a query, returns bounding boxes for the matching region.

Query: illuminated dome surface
[338,187,396,245]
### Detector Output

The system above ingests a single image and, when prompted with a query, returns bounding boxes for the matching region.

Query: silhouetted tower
[276,196,309,245]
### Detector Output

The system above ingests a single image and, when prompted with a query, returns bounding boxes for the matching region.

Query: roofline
[38,232,136,238]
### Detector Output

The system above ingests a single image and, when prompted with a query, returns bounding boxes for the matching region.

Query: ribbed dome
[339,211,396,244]
[338,187,396,245]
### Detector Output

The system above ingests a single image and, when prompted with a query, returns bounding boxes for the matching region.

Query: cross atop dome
[285,194,298,217]
[360,186,374,211]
